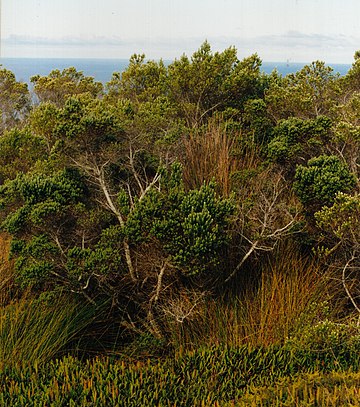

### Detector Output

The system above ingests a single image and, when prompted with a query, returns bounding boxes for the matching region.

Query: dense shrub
[267,115,331,163]
[294,155,356,209]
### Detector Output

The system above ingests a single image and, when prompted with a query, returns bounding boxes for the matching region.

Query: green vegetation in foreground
[2,344,360,406]
[238,371,360,406]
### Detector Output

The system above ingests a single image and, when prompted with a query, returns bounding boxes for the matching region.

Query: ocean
[0,58,129,84]
[0,58,352,85]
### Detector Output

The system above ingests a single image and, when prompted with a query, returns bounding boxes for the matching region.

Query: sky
[2,0,360,63]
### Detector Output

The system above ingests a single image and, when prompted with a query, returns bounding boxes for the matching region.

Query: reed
[0,232,15,307]
[167,245,338,351]
[0,292,97,369]
[182,120,240,195]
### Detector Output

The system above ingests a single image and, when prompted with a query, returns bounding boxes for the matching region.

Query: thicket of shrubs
[1,42,360,403]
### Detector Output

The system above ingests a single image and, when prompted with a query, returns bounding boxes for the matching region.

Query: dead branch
[342,254,360,324]
[226,173,301,283]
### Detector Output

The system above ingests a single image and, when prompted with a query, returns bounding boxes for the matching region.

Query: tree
[0,67,30,133]
[341,50,360,96]
[31,67,103,107]
[267,115,332,165]
[331,93,360,178]
[265,61,339,121]
[0,85,234,337]
[167,41,265,127]
[0,128,47,183]
[106,54,167,103]
[0,168,88,290]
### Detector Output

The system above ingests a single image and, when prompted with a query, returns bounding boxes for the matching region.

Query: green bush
[294,155,356,209]
[267,116,331,162]
[288,319,360,353]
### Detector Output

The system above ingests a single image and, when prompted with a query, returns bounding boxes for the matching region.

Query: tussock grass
[234,251,330,347]
[167,246,339,351]
[0,292,98,370]
[182,121,238,195]
[0,233,15,306]
[182,119,262,197]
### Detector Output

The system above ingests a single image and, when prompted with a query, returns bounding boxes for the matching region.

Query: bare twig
[342,254,360,325]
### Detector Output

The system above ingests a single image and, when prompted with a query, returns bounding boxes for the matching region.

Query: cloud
[3,32,359,62]
[250,31,356,50]
[4,34,129,47]
[3,34,213,59]
[7,31,353,48]
[4,34,208,50]
[210,32,359,63]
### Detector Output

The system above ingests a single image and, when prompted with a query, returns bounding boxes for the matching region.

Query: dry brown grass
[0,232,15,306]
[166,244,340,351]
[182,120,261,196]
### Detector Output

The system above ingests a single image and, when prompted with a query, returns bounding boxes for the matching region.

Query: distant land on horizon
[0,57,352,85]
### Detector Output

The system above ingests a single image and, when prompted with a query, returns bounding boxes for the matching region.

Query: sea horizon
[0,57,352,84]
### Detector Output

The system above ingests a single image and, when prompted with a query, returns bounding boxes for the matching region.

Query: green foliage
[3,43,360,368]
[29,102,60,153]
[0,128,48,183]
[266,61,339,121]
[107,42,266,128]
[15,168,82,206]
[54,94,124,144]
[239,371,360,406]
[313,193,360,262]
[267,115,331,162]
[155,182,234,275]
[31,67,103,107]
[10,235,59,288]
[0,66,30,132]
[294,155,356,208]
[167,42,265,125]
[124,165,234,276]
[0,160,232,293]
[65,242,125,283]
[341,50,360,93]
[106,54,167,102]
[289,319,360,353]
[315,192,360,240]
[0,169,86,288]
[242,98,273,145]
[133,96,186,146]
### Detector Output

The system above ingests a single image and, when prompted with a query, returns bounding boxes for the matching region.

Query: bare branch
[129,145,145,195]
[162,290,206,323]
[153,260,168,304]
[226,172,301,283]
[225,240,259,283]
[342,254,360,323]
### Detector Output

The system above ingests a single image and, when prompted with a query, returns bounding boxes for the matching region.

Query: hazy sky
[3,0,360,62]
